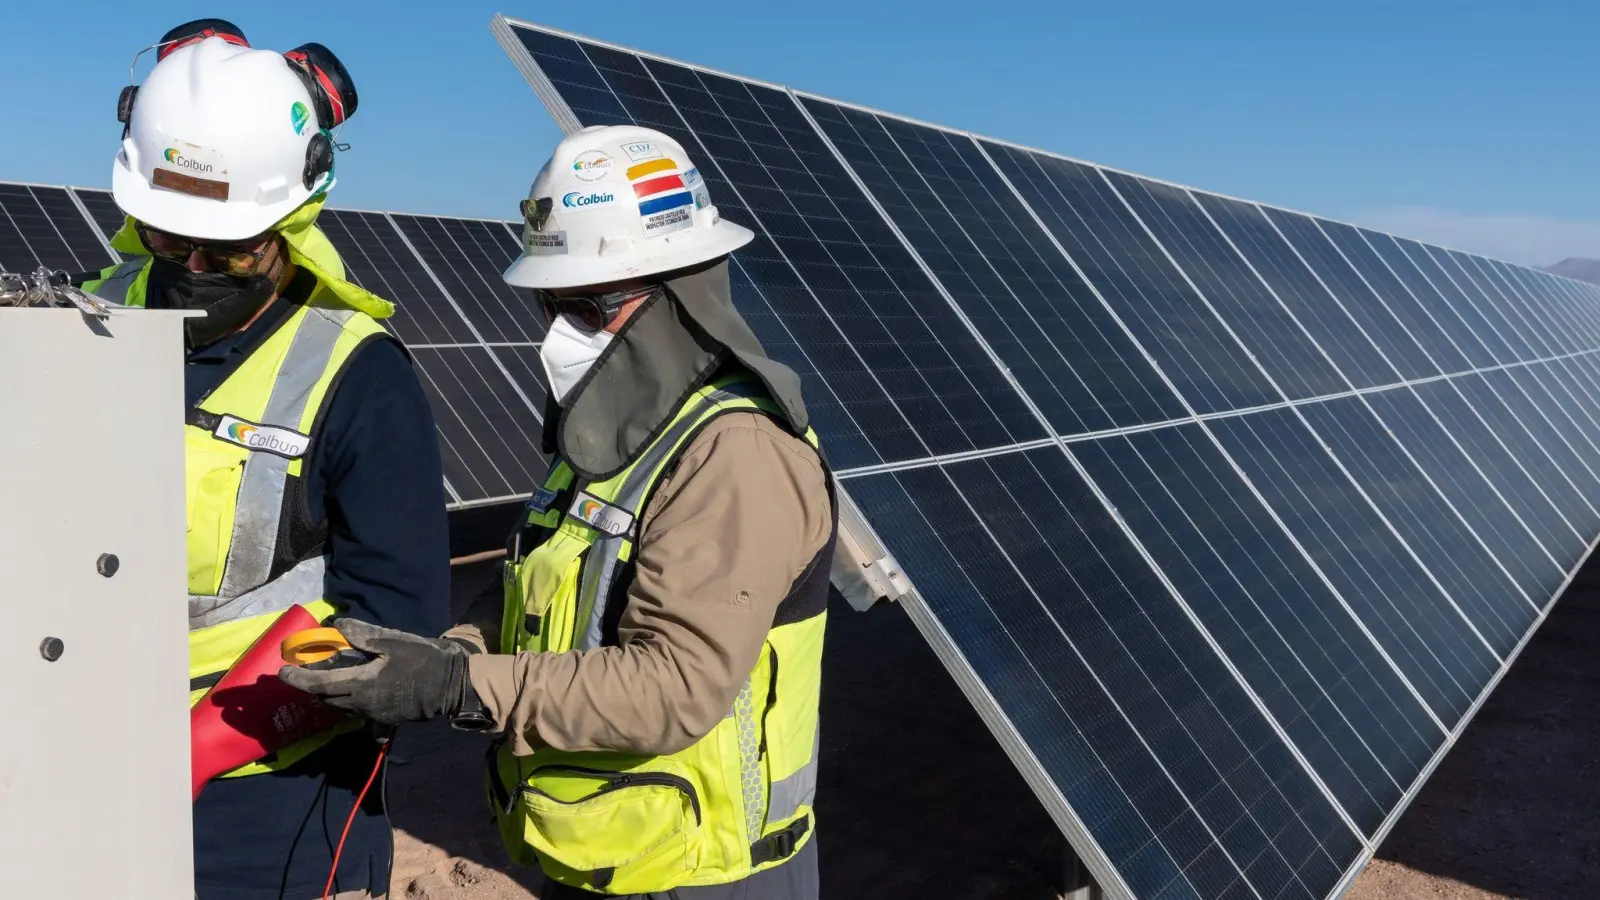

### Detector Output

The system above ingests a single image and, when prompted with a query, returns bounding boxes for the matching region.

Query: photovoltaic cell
[1191,195,1391,391]
[980,142,1281,415]
[497,19,1600,900]
[1072,424,1433,835]
[1101,171,1346,401]
[799,97,1185,435]
[1281,214,1457,379]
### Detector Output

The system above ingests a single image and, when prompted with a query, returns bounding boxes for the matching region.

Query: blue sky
[2,1,1595,264]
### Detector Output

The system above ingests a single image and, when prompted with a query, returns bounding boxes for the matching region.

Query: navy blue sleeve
[308,337,450,637]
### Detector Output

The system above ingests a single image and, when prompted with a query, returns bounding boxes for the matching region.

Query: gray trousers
[541,837,818,900]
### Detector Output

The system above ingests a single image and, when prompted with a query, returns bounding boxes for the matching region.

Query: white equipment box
[0,307,195,898]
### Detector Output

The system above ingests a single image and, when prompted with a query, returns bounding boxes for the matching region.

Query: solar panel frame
[492,17,1600,899]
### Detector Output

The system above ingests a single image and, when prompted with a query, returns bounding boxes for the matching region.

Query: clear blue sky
[2,1,1595,264]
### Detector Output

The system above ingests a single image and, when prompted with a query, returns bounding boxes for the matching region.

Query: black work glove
[278,618,472,726]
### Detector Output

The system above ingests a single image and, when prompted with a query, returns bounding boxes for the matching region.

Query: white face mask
[539,312,615,406]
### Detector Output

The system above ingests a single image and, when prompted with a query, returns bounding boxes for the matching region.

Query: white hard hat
[503,125,755,290]
[111,36,332,241]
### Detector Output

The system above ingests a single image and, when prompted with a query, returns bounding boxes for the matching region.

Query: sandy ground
[384,559,1599,899]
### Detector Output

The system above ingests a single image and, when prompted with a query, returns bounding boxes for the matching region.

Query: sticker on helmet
[524,230,568,256]
[291,102,311,135]
[152,143,229,201]
[626,158,677,181]
[682,167,704,189]
[620,140,661,162]
[572,150,613,182]
[693,189,711,210]
[562,190,616,210]
[642,206,693,238]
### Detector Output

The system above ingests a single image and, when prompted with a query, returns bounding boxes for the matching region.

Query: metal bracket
[829,488,911,611]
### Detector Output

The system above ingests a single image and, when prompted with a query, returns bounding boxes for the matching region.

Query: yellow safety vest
[491,376,834,895]
[85,258,396,777]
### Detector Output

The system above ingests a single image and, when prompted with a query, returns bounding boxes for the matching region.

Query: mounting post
[1063,844,1105,900]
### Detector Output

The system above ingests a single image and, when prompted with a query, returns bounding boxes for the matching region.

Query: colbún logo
[571,150,612,182]
[163,148,214,174]
[214,416,311,458]
[563,191,615,209]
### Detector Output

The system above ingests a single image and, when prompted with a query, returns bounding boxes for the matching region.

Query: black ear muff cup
[117,85,138,125]
[303,132,334,190]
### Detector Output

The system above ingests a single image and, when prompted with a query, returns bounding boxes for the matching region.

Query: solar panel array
[0,181,549,510]
[492,18,1600,900]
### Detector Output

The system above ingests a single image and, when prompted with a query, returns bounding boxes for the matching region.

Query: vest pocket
[186,458,247,594]
[514,758,704,891]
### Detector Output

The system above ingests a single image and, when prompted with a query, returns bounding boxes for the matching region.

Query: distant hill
[1541,258,1600,285]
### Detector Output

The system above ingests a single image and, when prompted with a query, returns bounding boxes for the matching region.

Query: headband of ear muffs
[156,17,250,60]
[118,18,251,131]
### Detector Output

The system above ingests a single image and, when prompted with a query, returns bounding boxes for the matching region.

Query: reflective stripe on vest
[213,307,353,600]
[494,377,833,895]
[84,259,147,306]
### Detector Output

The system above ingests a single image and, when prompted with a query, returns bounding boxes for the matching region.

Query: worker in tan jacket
[283,125,836,900]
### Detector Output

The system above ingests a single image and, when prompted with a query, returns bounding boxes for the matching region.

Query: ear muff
[116,85,138,126]
[282,43,358,129]
[156,18,249,61]
[303,132,334,191]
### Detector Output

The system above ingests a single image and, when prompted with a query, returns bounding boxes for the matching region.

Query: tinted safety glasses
[135,222,276,277]
[534,290,636,332]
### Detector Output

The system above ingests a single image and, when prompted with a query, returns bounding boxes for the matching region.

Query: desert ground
[383,556,1599,899]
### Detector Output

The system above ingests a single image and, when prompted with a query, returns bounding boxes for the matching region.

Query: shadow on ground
[386,557,1599,899]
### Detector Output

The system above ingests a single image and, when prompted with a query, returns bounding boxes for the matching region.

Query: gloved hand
[278,618,472,726]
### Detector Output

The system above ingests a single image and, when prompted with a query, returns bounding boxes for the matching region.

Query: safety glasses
[135,222,276,278]
[535,291,617,332]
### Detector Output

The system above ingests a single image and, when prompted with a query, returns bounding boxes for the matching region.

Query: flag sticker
[626,158,677,180]
[626,157,695,238]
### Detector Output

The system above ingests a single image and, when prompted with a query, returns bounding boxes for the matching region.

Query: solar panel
[0,183,116,273]
[3,180,549,511]
[289,207,548,508]
[492,18,1600,899]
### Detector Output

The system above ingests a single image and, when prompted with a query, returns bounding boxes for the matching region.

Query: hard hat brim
[503,219,756,290]
[111,156,318,241]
